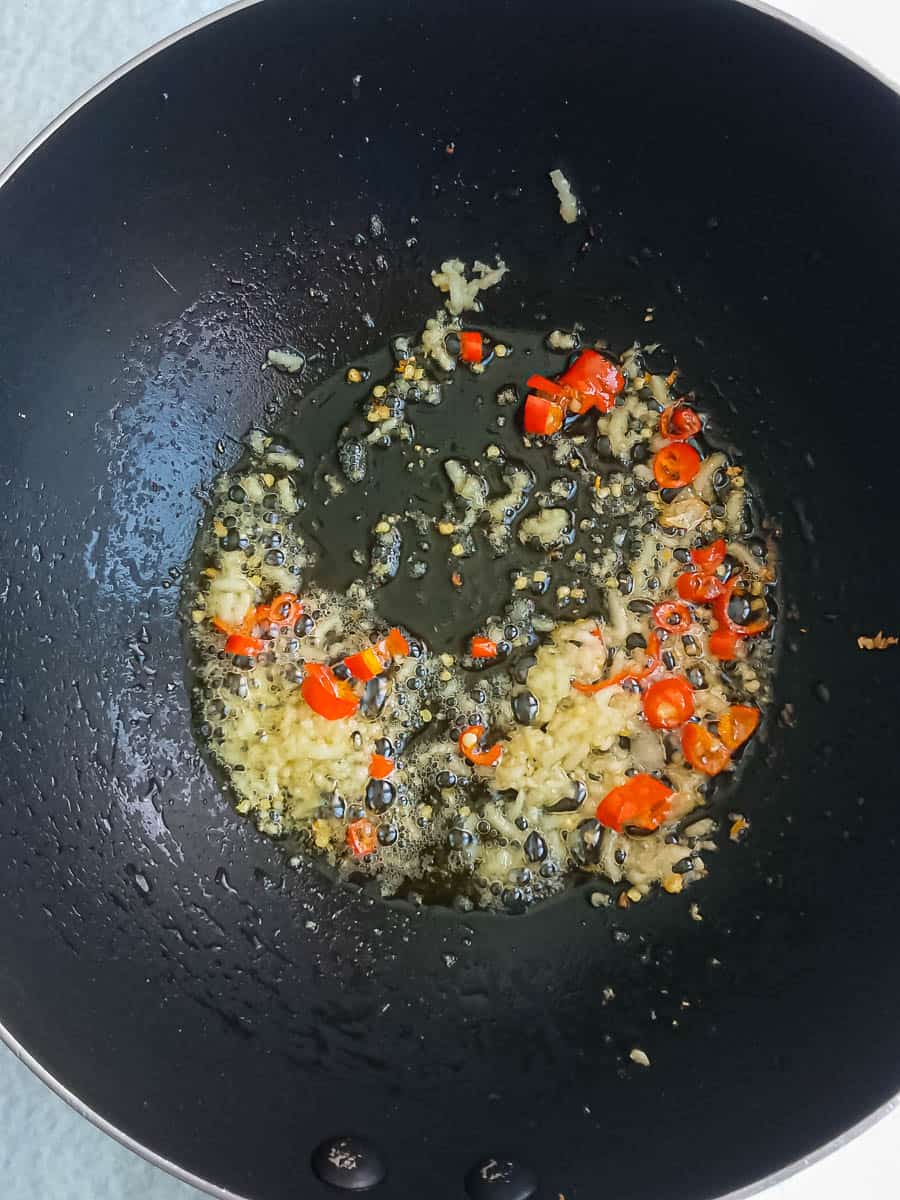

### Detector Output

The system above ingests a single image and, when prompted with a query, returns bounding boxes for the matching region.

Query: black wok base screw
[311,1135,386,1191]
[465,1158,538,1200]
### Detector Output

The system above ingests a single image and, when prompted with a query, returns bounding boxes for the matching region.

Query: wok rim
[0,1,897,1197]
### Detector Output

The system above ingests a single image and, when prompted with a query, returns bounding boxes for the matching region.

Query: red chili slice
[459,331,484,363]
[642,676,695,730]
[651,600,693,633]
[344,645,389,682]
[572,634,660,695]
[690,539,726,572]
[659,404,702,441]
[224,633,265,657]
[711,578,769,638]
[717,705,760,751]
[682,724,731,776]
[596,775,673,833]
[301,663,360,720]
[653,443,702,488]
[676,571,725,603]
[263,593,303,626]
[369,753,395,779]
[382,628,410,658]
[458,725,503,767]
[708,628,741,659]
[559,350,625,414]
[470,636,498,659]
[526,373,571,401]
[523,394,565,436]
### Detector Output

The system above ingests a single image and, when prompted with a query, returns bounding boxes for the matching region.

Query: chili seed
[686,667,706,689]
[672,856,695,874]
[628,599,653,614]
[625,632,647,650]
[662,650,677,670]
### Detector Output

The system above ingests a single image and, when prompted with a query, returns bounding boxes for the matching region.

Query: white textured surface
[1,2,900,1198]
[0,0,223,168]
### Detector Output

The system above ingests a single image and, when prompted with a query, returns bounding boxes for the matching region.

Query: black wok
[1,1,899,1198]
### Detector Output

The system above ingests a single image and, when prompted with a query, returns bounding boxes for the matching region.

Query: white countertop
[0,2,898,1198]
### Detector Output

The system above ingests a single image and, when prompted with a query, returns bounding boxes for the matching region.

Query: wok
[1,1,899,1198]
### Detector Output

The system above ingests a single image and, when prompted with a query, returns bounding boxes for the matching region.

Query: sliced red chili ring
[653,443,702,488]
[676,571,724,603]
[458,725,503,767]
[659,404,702,440]
[651,600,693,633]
[711,577,768,637]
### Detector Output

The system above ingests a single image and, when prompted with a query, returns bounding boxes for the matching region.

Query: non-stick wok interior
[1,1,899,1198]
